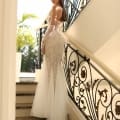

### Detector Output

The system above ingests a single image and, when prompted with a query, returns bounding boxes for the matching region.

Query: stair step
[16,93,35,96]
[16,82,37,94]
[16,106,32,109]
[16,95,34,104]
[16,81,38,119]
[16,108,31,117]
[16,103,32,108]
[16,117,46,120]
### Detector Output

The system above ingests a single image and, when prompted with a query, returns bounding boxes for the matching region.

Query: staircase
[16,81,46,120]
[15,1,120,120]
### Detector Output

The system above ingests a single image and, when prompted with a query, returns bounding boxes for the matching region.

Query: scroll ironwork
[63,0,90,31]
[63,43,120,120]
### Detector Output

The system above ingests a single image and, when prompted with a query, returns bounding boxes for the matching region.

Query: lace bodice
[45,24,64,61]
[42,23,65,79]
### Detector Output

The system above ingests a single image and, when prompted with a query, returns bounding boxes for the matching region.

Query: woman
[31,0,68,120]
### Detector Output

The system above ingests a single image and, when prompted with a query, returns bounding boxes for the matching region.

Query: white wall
[95,30,120,78]
[65,0,120,53]
[0,0,17,120]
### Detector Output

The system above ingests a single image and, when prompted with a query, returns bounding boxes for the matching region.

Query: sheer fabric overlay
[31,24,68,120]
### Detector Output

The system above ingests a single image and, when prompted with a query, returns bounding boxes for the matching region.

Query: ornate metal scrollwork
[63,43,120,120]
[63,0,90,31]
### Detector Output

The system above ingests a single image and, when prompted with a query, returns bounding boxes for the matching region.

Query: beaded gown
[31,23,67,120]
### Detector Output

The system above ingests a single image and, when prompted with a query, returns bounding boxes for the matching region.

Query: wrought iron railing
[63,43,120,120]
[63,0,90,31]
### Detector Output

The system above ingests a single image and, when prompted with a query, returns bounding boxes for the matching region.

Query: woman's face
[51,0,59,4]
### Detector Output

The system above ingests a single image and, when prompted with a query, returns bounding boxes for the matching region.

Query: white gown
[31,24,68,120]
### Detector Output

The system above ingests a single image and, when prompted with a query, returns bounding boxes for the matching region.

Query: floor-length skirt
[31,58,49,118]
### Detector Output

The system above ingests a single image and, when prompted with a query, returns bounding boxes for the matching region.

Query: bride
[31,0,68,120]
